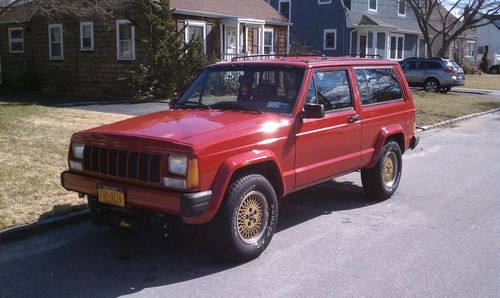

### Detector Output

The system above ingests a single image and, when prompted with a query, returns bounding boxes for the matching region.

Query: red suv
[61,56,419,261]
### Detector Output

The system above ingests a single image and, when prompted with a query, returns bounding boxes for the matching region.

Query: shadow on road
[0,180,377,296]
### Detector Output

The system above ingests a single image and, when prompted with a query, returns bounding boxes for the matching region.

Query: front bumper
[60,171,212,221]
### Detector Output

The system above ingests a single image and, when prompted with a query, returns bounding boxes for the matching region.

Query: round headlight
[168,155,187,176]
[72,143,84,159]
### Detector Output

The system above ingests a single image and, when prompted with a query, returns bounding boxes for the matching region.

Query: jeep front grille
[83,145,161,183]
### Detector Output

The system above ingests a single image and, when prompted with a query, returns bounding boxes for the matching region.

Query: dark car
[400,57,465,93]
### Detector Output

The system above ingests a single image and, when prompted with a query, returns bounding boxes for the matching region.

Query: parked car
[61,56,419,261]
[490,64,500,74]
[399,57,465,93]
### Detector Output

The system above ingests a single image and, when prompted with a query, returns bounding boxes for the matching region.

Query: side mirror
[303,103,325,119]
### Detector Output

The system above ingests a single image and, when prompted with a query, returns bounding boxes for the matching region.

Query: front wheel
[361,141,403,201]
[208,174,278,262]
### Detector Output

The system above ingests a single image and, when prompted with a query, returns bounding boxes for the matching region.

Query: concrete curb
[56,98,169,107]
[420,108,500,131]
[0,209,90,244]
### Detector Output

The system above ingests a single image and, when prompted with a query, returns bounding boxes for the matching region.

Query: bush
[130,0,210,99]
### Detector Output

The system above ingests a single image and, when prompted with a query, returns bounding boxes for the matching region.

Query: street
[1,113,499,297]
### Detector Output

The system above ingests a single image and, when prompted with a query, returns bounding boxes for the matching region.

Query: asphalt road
[1,113,499,297]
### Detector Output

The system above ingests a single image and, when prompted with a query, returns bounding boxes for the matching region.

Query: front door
[359,34,367,57]
[294,68,362,189]
[225,26,237,54]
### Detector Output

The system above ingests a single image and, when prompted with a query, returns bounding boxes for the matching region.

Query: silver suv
[400,57,465,93]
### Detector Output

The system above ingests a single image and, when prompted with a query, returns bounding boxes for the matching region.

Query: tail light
[446,69,456,74]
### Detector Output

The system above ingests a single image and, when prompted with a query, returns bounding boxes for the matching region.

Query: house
[428,4,478,70]
[267,0,425,60]
[476,15,500,63]
[0,0,290,95]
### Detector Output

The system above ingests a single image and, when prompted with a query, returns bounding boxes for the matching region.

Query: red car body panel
[61,57,417,224]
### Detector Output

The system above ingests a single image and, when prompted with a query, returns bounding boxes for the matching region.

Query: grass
[412,91,500,126]
[0,103,130,229]
[464,74,500,90]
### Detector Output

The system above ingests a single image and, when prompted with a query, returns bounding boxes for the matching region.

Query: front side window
[357,68,403,105]
[264,29,274,54]
[48,24,63,60]
[116,20,135,60]
[80,22,94,51]
[8,27,24,53]
[279,0,291,20]
[398,0,406,15]
[369,0,377,11]
[312,70,352,111]
[185,21,206,53]
[176,66,305,114]
[466,41,475,57]
[323,29,336,50]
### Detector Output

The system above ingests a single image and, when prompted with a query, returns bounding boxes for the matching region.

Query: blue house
[267,0,426,60]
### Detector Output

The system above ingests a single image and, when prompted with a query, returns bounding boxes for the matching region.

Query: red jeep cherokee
[61,56,419,261]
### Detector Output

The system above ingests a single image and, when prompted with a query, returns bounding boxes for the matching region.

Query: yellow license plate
[98,185,125,207]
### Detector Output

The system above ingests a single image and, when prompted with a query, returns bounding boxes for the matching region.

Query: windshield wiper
[210,101,263,114]
[174,101,210,110]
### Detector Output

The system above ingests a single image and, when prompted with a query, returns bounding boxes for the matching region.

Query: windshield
[175,66,305,114]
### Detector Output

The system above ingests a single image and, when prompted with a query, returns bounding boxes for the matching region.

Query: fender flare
[183,150,285,224]
[366,124,405,169]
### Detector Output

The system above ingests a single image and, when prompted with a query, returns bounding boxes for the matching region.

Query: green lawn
[464,74,500,90]
[412,91,500,126]
[0,102,129,229]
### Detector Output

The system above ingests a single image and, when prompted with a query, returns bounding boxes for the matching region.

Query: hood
[82,109,292,147]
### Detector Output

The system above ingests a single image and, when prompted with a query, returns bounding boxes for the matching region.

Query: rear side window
[355,68,403,105]
[312,70,352,111]
[419,61,442,69]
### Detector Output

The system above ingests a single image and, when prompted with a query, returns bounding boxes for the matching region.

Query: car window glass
[305,78,317,104]
[364,68,403,103]
[313,70,352,111]
[355,69,371,105]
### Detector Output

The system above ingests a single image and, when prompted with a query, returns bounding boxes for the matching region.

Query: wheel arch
[366,125,406,169]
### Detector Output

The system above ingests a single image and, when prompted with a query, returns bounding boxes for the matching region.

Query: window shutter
[252,28,259,54]
[206,23,214,56]
[274,29,280,54]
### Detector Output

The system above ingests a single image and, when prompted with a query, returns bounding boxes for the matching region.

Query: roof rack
[230,53,383,62]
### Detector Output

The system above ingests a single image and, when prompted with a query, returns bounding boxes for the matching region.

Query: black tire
[424,78,440,92]
[208,174,278,262]
[361,141,402,201]
[439,86,451,93]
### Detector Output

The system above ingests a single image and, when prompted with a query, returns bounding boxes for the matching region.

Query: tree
[406,0,500,57]
[0,0,123,19]
[130,0,209,98]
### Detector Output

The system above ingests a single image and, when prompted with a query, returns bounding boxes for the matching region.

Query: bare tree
[0,0,128,20]
[406,0,500,57]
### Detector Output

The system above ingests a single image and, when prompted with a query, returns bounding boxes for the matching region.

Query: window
[279,0,291,20]
[369,0,377,11]
[318,0,332,4]
[48,24,63,60]
[398,0,406,16]
[80,22,94,51]
[418,38,426,58]
[264,29,274,54]
[185,21,206,53]
[312,70,352,111]
[116,19,135,60]
[389,34,404,60]
[323,29,337,50]
[8,27,24,53]
[356,68,402,105]
[465,41,476,58]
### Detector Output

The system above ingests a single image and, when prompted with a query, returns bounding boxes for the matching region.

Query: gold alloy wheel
[236,190,269,244]
[383,151,398,187]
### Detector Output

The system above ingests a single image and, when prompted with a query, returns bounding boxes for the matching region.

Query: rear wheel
[424,78,440,92]
[208,174,278,262]
[439,86,451,93]
[361,141,402,201]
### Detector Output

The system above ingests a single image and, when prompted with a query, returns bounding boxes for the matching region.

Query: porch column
[236,22,240,55]
[260,24,265,55]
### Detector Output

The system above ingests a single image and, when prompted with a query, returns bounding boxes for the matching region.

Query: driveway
[1,113,499,297]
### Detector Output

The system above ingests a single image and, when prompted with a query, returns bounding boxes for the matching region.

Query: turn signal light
[187,159,199,188]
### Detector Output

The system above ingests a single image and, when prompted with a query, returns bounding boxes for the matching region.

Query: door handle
[348,115,361,123]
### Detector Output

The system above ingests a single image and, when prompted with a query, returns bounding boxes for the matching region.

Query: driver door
[294,68,362,189]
